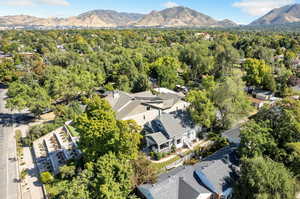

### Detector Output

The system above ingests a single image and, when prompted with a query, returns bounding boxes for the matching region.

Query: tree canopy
[236,157,295,199]
[75,96,141,162]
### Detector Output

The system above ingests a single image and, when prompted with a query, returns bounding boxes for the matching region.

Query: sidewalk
[16,122,47,199]
[20,147,44,199]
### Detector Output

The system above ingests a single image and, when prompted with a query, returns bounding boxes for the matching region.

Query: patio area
[33,125,81,175]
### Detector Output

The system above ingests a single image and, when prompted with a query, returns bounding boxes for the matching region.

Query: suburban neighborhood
[2,79,294,199]
[1,2,300,198]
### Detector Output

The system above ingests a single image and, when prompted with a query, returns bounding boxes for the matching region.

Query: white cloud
[37,0,70,6]
[163,1,179,8]
[1,0,70,7]
[1,0,34,6]
[233,0,295,16]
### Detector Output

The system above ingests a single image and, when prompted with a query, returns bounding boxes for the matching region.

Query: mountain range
[133,7,236,27]
[2,4,300,29]
[0,6,237,28]
[251,4,300,26]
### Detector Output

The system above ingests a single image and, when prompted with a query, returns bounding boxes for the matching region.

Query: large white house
[104,88,189,126]
[144,111,201,153]
[104,88,200,152]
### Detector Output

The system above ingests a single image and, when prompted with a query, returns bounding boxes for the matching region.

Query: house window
[177,139,181,144]
[147,106,151,111]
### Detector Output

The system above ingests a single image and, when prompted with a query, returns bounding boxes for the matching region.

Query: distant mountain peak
[250,3,300,25]
[133,6,236,27]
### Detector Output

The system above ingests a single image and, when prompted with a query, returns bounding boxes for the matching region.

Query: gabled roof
[146,132,170,145]
[130,91,156,98]
[104,90,186,121]
[150,112,194,140]
[178,178,201,199]
[198,160,232,193]
[104,91,132,112]
[138,146,239,199]
[156,113,187,139]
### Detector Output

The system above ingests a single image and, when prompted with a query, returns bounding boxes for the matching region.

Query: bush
[40,171,54,184]
[59,165,76,179]
[171,145,176,153]
[149,152,155,160]
[184,158,198,165]
[25,121,63,145]
[132,153,158,185]
[15,130,23,158]
[155,152,163,160]
[195,136,229,158]
[54,101,84,121]
[20,169,28,181]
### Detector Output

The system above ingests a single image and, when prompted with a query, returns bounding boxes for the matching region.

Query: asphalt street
[0,88,19,199]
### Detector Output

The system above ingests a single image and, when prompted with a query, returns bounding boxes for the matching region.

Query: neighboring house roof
[138,146,239,199]
[104,91,132,111]
[146,132,170,145]
[222,127,241,144]
[116,100,142,120]
[104,89,187,122]
[146,111,195,141]
[252,89,273,96]
[156,113,189,139]
[131,91,156,98]
[178,177,201,199]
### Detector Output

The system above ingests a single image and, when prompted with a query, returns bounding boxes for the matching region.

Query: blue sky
[0,0,300,24]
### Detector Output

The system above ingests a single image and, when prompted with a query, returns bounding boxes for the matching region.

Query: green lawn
[66,125,79,137]
[152,149,194,171]
[152,155,181,171]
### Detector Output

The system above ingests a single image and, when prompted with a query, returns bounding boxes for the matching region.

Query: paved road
[0,88,19,199]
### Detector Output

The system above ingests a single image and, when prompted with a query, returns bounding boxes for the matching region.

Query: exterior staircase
[184,140,193,150]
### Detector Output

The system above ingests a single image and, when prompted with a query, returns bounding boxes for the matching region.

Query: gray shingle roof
[104,91,132,112]
[221,126,241,144]
[154,112,194,140]
[138,146,239,199]
[157,114,185,139]
[146,132,170,145]
[115,100,141,120]
[104,90,185,121]
[178,178,201,199]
